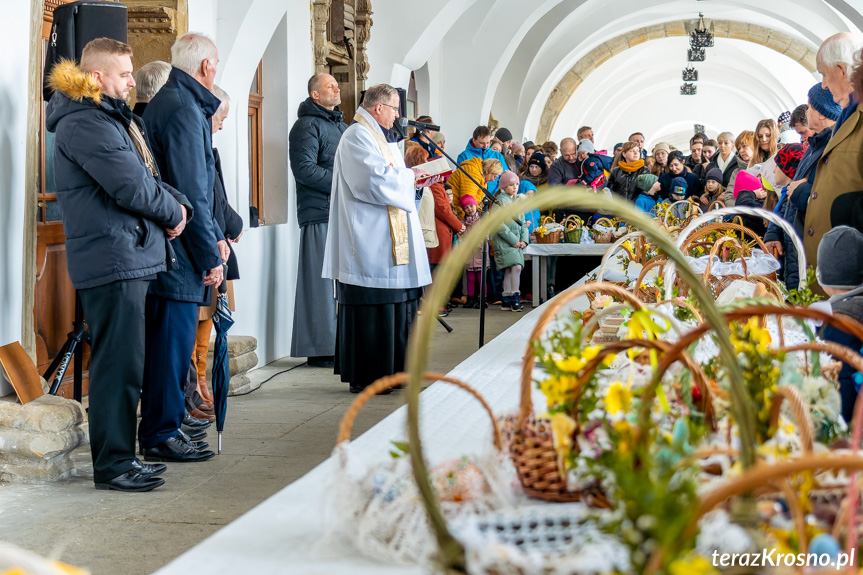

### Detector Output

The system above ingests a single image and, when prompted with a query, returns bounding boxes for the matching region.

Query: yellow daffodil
[555,356,586,374]
[668,555,719,575]
[582,345,615,366]
[606,381,632,415]
[539,374,579,406]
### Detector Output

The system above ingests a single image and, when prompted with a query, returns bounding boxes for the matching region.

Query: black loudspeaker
[43,1,129,100]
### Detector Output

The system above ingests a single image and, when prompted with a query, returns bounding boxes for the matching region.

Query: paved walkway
[0,305,524,575]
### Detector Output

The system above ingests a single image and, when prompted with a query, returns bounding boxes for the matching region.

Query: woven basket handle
[596,231,645,282]
[593,217,613,228]
[633,258,666,302]
[562,214,583,229]
[693,453,863,522]
[708,199,726,211]
[703,235,749,281]
[518,282,642,428]
[663,200,702,227]
[337,372,503,451]
[767,385,815,454]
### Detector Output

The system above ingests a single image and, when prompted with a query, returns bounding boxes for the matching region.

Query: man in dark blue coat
[288,73,347,368]
[141,33,224,463]
[46,38,191,491]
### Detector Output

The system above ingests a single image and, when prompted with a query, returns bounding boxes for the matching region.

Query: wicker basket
[667,206,809,294]
[562,215,583,243]
[533,229,562,244]
[338,372,501,448]
[590,216,616,243]
[663,199,703,228]
[509,282,716,504]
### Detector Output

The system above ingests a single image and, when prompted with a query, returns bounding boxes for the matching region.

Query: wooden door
[37,0,90,399]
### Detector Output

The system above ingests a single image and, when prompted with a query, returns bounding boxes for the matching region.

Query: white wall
[202,0,311,366]
[0,3,31,362]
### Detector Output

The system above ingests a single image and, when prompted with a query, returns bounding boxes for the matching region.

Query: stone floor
[0,304,524,575]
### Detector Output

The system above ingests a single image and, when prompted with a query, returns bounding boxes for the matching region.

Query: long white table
[155,282,592,575]
[525,242,610,306]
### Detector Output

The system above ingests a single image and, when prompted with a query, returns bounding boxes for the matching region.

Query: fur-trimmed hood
[47,60,103,105]
[46,60,134,134]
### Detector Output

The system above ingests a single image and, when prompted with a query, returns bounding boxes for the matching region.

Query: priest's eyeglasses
[381,103,400,113]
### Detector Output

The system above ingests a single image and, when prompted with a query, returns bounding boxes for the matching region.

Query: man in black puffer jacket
[288,73,347,368]
[46,39,191,492]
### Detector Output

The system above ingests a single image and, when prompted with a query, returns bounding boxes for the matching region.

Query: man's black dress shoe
[177,429,209,451]
[131,458,167,477]
[141,436,215,463]
[182,413,211,430]
[308,356,335,368]
[95,469,165,492]
[182,428,207,442]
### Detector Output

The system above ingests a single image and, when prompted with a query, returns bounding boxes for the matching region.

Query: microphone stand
[419,133,498,349]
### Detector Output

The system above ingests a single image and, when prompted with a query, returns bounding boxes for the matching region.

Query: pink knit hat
[498,170,520,190]
[733,170,762,199]
[459,194,478,208]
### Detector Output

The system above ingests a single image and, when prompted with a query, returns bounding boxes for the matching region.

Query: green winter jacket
[491,193,529,269]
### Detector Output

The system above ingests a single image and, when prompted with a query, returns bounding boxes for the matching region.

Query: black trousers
[78,279,150,483]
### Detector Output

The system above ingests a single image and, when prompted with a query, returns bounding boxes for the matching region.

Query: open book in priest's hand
[413,157,453,187]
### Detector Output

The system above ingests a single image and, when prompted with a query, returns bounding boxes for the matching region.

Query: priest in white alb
[323,84,432,394]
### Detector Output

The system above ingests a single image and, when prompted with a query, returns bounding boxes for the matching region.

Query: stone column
[312,0,331,73]
[354,0,372,92]
[124,0,188,101]
[22,0,44,362]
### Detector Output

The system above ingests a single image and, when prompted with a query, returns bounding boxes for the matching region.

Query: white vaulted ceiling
[365,0,863,148]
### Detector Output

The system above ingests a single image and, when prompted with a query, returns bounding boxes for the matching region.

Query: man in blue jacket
[456,125,507,167]
[288,73,347,368]
[46,38,191,491]
[141,33,224,463]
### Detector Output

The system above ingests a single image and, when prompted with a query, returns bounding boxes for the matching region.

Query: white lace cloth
[153,271,839,575]
[154,277,598,575]
[685,249,781,278]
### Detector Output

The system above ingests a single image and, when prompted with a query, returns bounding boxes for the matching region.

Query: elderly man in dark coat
[804,32,863,278]
[288,73,347,368]
[141,33,225,462]
[46,38,191,491]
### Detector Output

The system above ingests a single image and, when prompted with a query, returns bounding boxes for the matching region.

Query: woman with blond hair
[752,118,779,167]
[725,130,756,203]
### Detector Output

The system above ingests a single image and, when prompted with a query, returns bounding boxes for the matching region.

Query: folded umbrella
[211,279,234,454]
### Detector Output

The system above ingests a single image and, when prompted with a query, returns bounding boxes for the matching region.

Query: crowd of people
[44,29,863,494]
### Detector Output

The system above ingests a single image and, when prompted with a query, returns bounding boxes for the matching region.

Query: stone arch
[535,19,818,143]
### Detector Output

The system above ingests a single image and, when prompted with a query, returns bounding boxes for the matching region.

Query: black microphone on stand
[399,118,441,132]
[411,119,499,348]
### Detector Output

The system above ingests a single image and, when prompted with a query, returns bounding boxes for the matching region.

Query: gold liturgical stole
[353,113,410,266]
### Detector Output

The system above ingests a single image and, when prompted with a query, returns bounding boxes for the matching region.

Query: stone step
[205,350,258,379]
[207,335,257,357]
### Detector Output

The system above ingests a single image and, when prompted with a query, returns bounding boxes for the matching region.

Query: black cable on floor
[230,361,307,396]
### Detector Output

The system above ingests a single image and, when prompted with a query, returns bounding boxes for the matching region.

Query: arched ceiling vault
[535,19,817,143]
